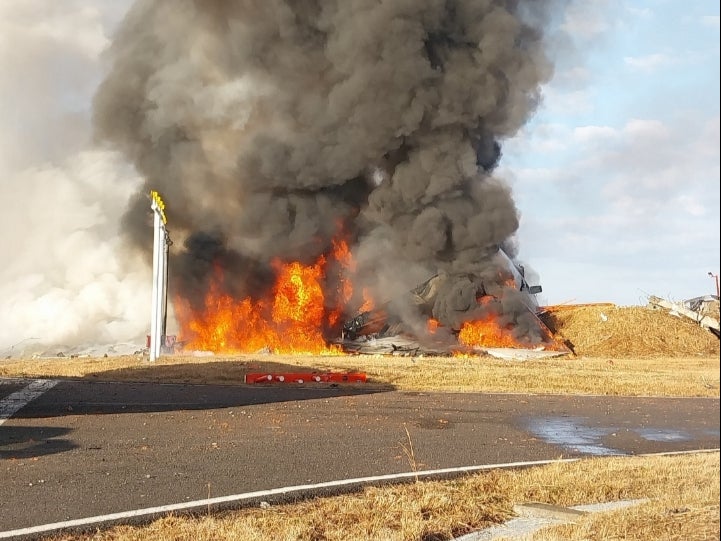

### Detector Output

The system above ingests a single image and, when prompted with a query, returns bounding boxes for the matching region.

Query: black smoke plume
[93,0,556,341]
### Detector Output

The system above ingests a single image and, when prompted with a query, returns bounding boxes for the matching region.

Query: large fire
[458,292,525,349]
[174,242,561,355]
[458,314,524,349]
[457,295,566,352]
[174,239,356,354]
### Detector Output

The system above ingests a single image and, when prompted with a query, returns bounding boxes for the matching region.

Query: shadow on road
[8,359,396,418]
[83,358,377,386]
[0,425,78,459]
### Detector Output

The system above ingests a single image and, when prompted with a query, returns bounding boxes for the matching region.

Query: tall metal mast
[149,190,169,362]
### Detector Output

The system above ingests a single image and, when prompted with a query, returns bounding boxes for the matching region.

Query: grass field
[1,352,718,397]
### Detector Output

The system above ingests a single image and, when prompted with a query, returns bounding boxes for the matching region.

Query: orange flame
[457,294,518,348]
[326,237,354,328]
[174,238,562,355]
[358,287,375,313]
[174,237,374,354]
[457,293,566,351]
[457,316,522,349]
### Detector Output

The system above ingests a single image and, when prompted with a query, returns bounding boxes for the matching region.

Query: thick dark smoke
[93,0,555,340]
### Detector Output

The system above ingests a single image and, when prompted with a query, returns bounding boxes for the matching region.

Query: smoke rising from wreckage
[93,0,563,353]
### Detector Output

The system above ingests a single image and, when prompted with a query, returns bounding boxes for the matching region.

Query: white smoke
[0,1,147,356]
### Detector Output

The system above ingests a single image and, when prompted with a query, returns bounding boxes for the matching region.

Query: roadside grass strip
[1,450,717,540]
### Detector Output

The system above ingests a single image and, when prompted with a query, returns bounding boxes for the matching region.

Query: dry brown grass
[3,303,718,398]
[514,452,721,541]
[539,304,719,358]
[45,452,719,541]
[1,353,718,397]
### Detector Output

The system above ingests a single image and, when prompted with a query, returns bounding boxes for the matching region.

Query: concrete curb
[454,499,649,540]
[514,502,588,521]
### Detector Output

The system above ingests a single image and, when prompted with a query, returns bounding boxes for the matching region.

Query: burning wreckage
[338,248,567,357]
[165,239,568,358]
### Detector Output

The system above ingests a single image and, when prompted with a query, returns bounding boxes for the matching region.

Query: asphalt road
[1,378,719,534]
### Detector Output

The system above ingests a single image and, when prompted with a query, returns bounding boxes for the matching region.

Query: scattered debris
[648,295,720,337]
[684,295,720,319]
[334,335,449,357]
[1,342,147,360]
[340,270,569,357]
[480,348,568,361]
[245,372,367,384]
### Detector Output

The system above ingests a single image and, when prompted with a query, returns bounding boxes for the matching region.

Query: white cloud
[505,167,561,185]
[540,86,594,116]
[673,195,706,217]
[504,122,573,157]
[623,118,669,138]
[594,117,715,210]
[560,1,617,39]
[573,125,618,144]
[624,53,677,72]
[700,15,720,28]
[509,111,719,303]
[626,7,652,19]
[507,1,720,305]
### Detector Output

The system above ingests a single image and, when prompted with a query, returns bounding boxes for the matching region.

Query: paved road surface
[1,378,718,533]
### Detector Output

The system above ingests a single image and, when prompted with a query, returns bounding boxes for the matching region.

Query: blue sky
[0,0,718,350]
[502,0,720,305]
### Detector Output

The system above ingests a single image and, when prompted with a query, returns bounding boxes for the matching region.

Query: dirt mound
[539,304,720,358]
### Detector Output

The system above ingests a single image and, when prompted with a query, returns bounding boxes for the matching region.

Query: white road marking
[0,449,717,540]
[0,379,58,426]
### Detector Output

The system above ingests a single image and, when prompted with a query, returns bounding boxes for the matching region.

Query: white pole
[149,199,163,362]
[160,229,169,342]
[156,222,168,357]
